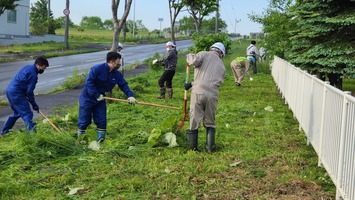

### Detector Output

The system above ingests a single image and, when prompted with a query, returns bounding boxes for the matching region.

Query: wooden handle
[39,110,62,133]
[104,97,180,110]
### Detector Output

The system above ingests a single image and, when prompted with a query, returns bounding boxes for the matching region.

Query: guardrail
[271,56,355,200]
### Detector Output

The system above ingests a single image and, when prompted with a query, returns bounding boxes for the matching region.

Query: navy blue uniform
[1,64,39,135]
[78,62,134,131]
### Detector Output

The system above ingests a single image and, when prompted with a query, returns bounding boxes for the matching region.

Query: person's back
[7,64,38,94]
[246,40,259,74]
[192,51,225,93]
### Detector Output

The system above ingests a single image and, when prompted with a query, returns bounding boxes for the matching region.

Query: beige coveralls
[186,51,226,130]
[231,57,251,84]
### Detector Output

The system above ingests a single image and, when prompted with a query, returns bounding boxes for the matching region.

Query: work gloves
[32,104,39,113]
[184,82,192,90]
[97,94,105,101]
[152,59,158,65]
[127,97,137,104]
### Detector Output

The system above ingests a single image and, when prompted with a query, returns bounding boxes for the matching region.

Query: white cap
[210,42,225,56]
[166,41,175,47]
[118,42,123,49]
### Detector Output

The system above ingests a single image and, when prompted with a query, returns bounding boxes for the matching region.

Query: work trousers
[230,60,250,84]
[78,100,107,131]
[158,70,175,88]
[1,92,36,134]
[189,89,218,130]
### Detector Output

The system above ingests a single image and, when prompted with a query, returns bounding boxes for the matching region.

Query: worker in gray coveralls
[184,42,226,153]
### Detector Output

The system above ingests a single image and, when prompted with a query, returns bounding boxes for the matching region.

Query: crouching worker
[77,51,137,142]
[184,42,226,153]
[230,56,255,86]
[0,56,49,138]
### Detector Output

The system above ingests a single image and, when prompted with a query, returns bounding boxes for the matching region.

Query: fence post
[318,81,329,166]
[336,91,351,200]
[298,70,307,132]
[306,75,318,145]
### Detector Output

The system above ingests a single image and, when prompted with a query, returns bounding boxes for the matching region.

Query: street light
[158,18,163,34]
[132,0,136,37]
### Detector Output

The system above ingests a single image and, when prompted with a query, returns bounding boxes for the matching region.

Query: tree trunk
[111,0,133,51]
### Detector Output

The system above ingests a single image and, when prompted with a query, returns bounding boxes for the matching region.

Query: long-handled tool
[103,97,180,110]
[39,110,62,133]
[176,63,190,132]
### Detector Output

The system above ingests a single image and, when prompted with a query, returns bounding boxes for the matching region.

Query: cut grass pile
[0,40,336,199]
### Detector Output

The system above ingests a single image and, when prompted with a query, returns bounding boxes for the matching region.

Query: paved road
[0,40,192,97]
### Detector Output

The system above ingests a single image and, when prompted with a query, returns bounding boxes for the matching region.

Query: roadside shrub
[60,68,87,90]
[188,32,232,54]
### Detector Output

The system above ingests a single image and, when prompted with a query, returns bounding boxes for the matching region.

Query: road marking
[49,64,64,69]
[85,58,104,62]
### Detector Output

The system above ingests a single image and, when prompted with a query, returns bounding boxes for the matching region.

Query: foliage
[0,0,19,16]
[29,0,60,35]
[185,0,219,33]
[189,32,232,54]
[55,16,76,28]
[249,0,296,59]
[288,0,355,79]
[125,19,149,33]
[79,16,104,29]
[178,16,228,34]
[30,0,61,35]
[103,19,114,30]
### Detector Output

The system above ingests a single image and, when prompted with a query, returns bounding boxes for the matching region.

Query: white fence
[271,56,355,200]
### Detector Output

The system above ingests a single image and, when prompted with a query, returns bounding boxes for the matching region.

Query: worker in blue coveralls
[77,51,137,142]
[0,56,49,138]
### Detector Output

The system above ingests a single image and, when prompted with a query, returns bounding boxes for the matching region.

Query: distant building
[0,0,30,36]
[249,32,262,39]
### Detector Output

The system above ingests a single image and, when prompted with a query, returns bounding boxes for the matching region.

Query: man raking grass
[76,51,137,143]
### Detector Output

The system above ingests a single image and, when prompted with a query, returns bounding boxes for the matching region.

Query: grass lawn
[0,40,336,199]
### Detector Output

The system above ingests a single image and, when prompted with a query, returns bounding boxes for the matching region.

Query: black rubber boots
[206,127,216,153]
[167,88,173,98]
[157,87,166,99]
[187,129,198,150]
[187,127,216,153]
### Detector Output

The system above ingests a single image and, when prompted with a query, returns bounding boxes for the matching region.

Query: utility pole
[132,0,136,37]
[158,18,163,34]
[64,0,70,49]
[47,0,51,19]
[215,0,220,33]
[234,18,240,35]
[123,0,127,40]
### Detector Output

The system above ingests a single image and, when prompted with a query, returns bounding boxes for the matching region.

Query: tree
[288,0,355,89]
[178,16,227,34]
[185,0,219,33]
[249,0,295,59]
[55,16,76,28]
[125,19,148,33]
[79,16,104,29]
[202,17,227,33]
[179,16,195,32]
[111,0,133,51]
[30,0,60,35]
[103,19,114,30]
[168,0,185,44]
[0,0,19,16]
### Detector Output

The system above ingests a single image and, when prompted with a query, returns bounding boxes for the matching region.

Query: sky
[29,0,269,35]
